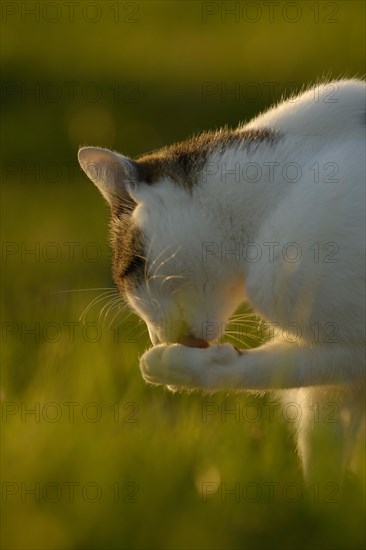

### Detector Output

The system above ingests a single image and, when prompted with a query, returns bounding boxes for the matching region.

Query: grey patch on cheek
[111,212,146,294]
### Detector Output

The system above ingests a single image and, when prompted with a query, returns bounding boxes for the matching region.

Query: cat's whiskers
[146,242,178,281]
[225,329,264,344]
[223,332,252,349]
[150,245,182,280]
[224,311,265,348]
[148,274,186,284]
[146,244,182,294]
[227,313,264,331]
[226,319,264,336]
[53,287,116,294]
[98,295,122,319]
[140,235,157,298]
[226,321,262,331]
[129,293,149,308]
[149,273,188,300]
[144,243,183,306]
[229,313,262,321]
[98,296,127,328]
[103,297,126,320]
[108,307,135,331]
[53,286,131,329]
[79,290,119,324]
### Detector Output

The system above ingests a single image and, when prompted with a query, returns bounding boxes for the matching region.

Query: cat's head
[78,139,246,347]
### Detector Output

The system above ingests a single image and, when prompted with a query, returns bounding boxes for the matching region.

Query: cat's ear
[78,147,138,209]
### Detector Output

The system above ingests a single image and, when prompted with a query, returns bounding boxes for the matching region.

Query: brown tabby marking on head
[135,128,279,190]
[111,128,278,291]
[111,215,145,293]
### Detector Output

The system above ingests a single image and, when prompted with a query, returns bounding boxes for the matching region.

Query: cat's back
[245,79,365,139]
[245,81,365,345]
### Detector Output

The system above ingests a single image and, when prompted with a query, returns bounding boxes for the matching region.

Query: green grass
[2,183,365,550]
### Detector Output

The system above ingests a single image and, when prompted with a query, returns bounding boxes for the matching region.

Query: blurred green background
[1,1,365,549]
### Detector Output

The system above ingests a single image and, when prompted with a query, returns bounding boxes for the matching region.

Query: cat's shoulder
[245,79,365,138]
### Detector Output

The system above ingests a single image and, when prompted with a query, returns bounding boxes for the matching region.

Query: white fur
[79,79,365,482]
[140,80,365,482]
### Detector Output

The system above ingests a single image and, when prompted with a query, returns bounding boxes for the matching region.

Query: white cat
[78,79,365,481]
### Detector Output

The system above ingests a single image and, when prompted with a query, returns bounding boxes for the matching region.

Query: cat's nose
[177,334,210,348]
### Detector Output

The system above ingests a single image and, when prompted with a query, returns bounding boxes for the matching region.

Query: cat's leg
[140,340,365,390]
[285,388,365,485]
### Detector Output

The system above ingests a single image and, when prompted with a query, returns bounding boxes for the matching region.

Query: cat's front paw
[140,343,241,390]
[140,344,202,386]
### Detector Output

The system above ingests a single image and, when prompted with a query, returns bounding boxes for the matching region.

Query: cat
[78,79,365,483]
